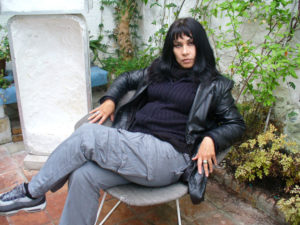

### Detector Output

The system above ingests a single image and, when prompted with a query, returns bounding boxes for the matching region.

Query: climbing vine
[191,0,300,106]
[90,0,188,79]
[94,0,143,60]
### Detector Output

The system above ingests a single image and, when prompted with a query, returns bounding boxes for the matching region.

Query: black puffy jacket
[100,68,245,156]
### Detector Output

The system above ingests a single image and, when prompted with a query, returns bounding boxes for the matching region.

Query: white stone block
[0,0,87,14]
[8,15,91,156]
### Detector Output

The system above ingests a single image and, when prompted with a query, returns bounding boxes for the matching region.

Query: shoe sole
[0,201,46,216]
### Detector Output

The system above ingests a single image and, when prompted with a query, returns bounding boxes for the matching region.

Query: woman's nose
[182,45,189,55]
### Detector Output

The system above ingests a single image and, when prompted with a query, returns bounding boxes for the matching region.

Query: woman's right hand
[88,99,116,124]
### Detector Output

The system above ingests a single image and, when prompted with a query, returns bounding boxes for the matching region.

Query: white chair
[75,91,231,225]
[93,146,231,225]
[95,182,188,225]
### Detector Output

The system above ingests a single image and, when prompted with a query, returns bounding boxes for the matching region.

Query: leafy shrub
[192,0,300,106]
[0,70,11,89]
[100,48,157,82]
[226,102,299,224]
[229,124,299,192]
[237,101,273,140]
[277,186,300,225]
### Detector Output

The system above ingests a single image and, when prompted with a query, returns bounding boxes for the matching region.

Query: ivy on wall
[192,0,299,107]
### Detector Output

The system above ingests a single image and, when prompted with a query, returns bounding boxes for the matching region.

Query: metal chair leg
[95,192,183,225]
[176,199,182,225]
[99,200,121,225]
[94,192,107,225]
[95,192,122,225]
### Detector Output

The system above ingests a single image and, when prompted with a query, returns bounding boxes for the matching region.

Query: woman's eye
[174,44,181,48]
[188,42,194,46]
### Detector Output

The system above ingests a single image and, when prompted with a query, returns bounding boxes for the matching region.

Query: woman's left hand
[192,136,217,177]
[88,99,115,124]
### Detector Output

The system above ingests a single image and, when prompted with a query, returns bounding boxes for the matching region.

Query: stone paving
[0,141,285,225]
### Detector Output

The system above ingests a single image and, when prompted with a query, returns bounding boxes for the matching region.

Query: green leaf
[232,2,238,10]
[211,8,218,17]
[165,3,177,9]
[288,111,298,118]
[288,68,298,78]
[287,82,296,90]
[150,2,162,8]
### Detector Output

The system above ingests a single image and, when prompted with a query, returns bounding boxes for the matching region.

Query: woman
[0,17,245,224]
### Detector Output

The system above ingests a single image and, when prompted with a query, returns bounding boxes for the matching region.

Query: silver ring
[203,160,208,164]
[95,111,100,115]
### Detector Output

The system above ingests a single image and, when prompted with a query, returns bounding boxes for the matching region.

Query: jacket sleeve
[99,68,147,104]
[203,79,246,154]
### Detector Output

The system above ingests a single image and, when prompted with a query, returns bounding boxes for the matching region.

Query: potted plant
[0,25,10,75]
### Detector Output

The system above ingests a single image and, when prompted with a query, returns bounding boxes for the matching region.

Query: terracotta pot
[0,59,5,74]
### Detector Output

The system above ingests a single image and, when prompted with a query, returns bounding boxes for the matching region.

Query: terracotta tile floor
[0,142,283,225]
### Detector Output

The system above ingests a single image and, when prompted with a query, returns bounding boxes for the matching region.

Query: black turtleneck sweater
[129,77,198,153]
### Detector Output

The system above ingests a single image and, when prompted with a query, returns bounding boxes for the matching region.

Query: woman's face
[173,34,196,69]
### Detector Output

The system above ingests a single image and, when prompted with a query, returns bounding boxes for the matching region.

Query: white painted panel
[8,15,91,155]
[1,0,87,14]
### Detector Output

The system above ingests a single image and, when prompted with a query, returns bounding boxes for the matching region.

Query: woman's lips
[182,59,192,63]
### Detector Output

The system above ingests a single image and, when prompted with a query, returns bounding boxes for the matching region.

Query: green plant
[229,124,299,192]
[237,101,272,140]
[90,0,150,66]
[98,0,149,60]
[226,123,300,225]
[0,25,10,62]
[147,1,187,51]
[92,0,299,105]
[101,47,156,81]
[90,0,169,78]
[277,186,300,225]
[0,70,11,89]
[90,33,109,64]
[191,0,300,106]
[90,0,187,71]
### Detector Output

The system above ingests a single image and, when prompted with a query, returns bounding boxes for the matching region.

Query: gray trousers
[28,123,189,225]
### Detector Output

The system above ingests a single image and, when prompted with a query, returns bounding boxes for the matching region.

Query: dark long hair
[148,17,219,83]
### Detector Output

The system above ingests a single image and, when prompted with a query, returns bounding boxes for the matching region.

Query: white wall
[0,0,86,13]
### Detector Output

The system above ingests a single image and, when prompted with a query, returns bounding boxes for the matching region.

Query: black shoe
[0,183,46,216]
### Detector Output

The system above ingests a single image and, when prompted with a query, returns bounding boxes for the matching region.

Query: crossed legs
[25,123,188,225]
